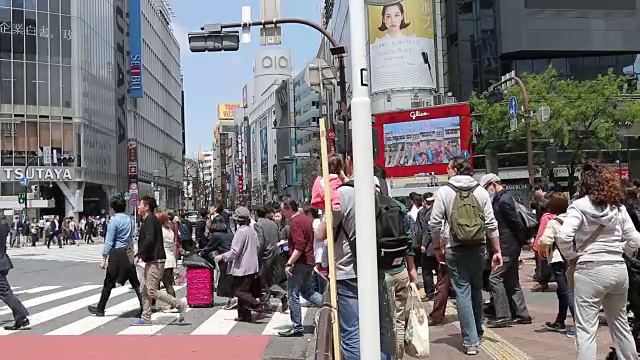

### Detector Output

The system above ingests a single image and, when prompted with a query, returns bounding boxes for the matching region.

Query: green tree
[297,138,321,200]
[470,67,640,190]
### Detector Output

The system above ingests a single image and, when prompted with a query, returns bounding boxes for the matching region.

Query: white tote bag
[404,283,430,358]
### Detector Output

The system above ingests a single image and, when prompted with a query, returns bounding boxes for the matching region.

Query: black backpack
[338,181,409,271]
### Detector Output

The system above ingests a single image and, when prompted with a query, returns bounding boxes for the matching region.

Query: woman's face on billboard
[383,5,403,35]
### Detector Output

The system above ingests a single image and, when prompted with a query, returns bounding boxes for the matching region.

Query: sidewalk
[415,258,617,359]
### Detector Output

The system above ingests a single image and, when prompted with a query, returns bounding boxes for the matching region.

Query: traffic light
[18,192,25,204]
[189,31,240,53]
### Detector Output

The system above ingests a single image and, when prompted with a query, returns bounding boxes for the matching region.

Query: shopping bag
[404,283,430,358]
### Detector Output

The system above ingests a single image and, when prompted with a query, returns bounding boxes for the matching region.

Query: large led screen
[383,116,466,168]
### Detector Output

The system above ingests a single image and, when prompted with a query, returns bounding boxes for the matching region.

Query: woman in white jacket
[557,161,640,359]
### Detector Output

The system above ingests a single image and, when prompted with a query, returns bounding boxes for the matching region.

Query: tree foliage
[297,138,321,199]
[469,67,640,188]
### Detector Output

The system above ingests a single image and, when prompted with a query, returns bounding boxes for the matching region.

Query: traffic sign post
[508,96,518,120]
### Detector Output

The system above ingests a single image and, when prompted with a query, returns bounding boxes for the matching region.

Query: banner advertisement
[129,0,143,97]
[367,0,436,94]
[251,123,258,180]
[260,127,268,177]
[218,103,242,120]
[127,140,139,207]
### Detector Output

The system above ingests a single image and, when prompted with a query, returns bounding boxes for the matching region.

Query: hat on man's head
[479,173,501,188]
[233,207,251,219]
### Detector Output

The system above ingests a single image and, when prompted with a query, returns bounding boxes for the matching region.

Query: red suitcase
[186,267,214,308]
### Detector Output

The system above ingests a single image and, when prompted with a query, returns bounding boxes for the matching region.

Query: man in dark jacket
[194,209,208,250]
[480,174,531,328]
[254,205,286,309]
[0,215,30,330]
[415,192,437,299]
[132,196,186,326]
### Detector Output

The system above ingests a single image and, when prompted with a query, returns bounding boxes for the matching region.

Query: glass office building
[0,0,183,217]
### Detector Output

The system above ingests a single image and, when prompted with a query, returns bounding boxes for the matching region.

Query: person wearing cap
[479,173,532,328]
[215,207,264,322]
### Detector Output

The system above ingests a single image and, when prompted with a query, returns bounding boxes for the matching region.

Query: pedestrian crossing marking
[191,308,238,335]
[0,286,132,336]
[0,285,101,315]
[261,307,308,336]
[46,286,185,336]
[0,285,314,337]
[14,286,61,295]
[117,297,189,336]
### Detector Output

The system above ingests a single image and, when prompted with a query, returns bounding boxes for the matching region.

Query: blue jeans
[446,245,485,346]
[551,261,575,325]
[310,269,328,294]
[336,277,393,360]
[287,264,322,333]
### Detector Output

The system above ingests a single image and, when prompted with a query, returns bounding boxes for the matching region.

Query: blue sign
[508,96,518,120]
[130,193,139,207]
[19,177,29,187]
[124,192,131,200]
[129,0,143,98]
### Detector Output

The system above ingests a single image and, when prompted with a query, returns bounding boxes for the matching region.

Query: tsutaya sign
[2,167,74,181]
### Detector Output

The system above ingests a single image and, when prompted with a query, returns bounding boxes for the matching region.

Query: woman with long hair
[201,215,235,309]
[537,192,575,334]
[557,161,640,358]
[156,212,177,299]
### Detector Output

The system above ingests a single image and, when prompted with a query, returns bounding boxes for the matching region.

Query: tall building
[244,49,293,204]
[123,0,183,211]
[213,119,234,208]
[0,0,183,218]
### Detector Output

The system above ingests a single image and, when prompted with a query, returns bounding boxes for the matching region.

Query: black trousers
[46,233,61,248]
[97,264,142,311]
[232,274,262,321]
[259,255,286,301]
[0,270,28,322]
[422,255,439,296]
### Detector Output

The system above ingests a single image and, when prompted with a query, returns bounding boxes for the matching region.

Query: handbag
[404,283,430,358]
[565,224,605,290]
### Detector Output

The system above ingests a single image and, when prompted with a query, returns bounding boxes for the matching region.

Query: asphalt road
[1,245,315,360]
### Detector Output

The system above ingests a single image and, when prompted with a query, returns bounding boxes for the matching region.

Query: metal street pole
[491,76,534,187]
[347,0,380,358]
[201,18,349,159]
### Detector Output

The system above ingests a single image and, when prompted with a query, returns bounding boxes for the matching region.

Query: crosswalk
[8,244,105,263]
[3,284,312,336]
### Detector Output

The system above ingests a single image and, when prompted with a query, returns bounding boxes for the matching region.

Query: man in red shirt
[278,199,322,337]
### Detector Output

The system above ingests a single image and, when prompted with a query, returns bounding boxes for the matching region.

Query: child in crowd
[311,153,347,211]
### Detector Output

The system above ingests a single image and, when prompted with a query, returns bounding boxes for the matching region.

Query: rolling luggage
[186,267,214,308]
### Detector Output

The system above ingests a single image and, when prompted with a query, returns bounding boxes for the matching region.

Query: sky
[170,0,323,155]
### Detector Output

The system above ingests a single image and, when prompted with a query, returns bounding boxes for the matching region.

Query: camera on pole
[189,24,240,53]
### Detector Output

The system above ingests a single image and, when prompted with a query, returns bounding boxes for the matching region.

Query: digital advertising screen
[374,103,472,178]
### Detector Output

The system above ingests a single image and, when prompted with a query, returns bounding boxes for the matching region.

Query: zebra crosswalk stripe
[0,285,101,315]
[14,286,62,295]
[46,286,185,336]
[117,297,190,336]
[0,285,315,336]
[0,286,132,336]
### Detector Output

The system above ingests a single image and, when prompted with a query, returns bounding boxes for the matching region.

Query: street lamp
[484,77,535,187]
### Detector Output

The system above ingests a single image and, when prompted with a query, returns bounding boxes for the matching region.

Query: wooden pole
[319,117,341,359]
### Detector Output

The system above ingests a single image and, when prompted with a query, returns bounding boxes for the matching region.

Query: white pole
[347,0,380,358]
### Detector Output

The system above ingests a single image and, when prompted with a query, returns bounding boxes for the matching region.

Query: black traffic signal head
[189,31,240,53]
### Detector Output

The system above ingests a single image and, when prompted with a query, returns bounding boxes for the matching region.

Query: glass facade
[443,0,638,101]
[0,0,78,196]
[0,0,118,195]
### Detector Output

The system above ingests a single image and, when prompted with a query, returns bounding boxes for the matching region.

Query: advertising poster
[129,0,143,97]
[260,127,268,176]
[368,0,436,94]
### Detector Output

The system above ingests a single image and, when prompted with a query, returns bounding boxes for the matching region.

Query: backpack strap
[446,183,480,193]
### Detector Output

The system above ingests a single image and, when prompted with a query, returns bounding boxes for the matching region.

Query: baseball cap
[233,206,251,219]
[479,173,500,188]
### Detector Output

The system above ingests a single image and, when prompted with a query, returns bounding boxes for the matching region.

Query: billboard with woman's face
[368,0,436,94]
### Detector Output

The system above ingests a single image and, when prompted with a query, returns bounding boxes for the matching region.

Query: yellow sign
[217,103,242,120]
[367,0,436,93]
